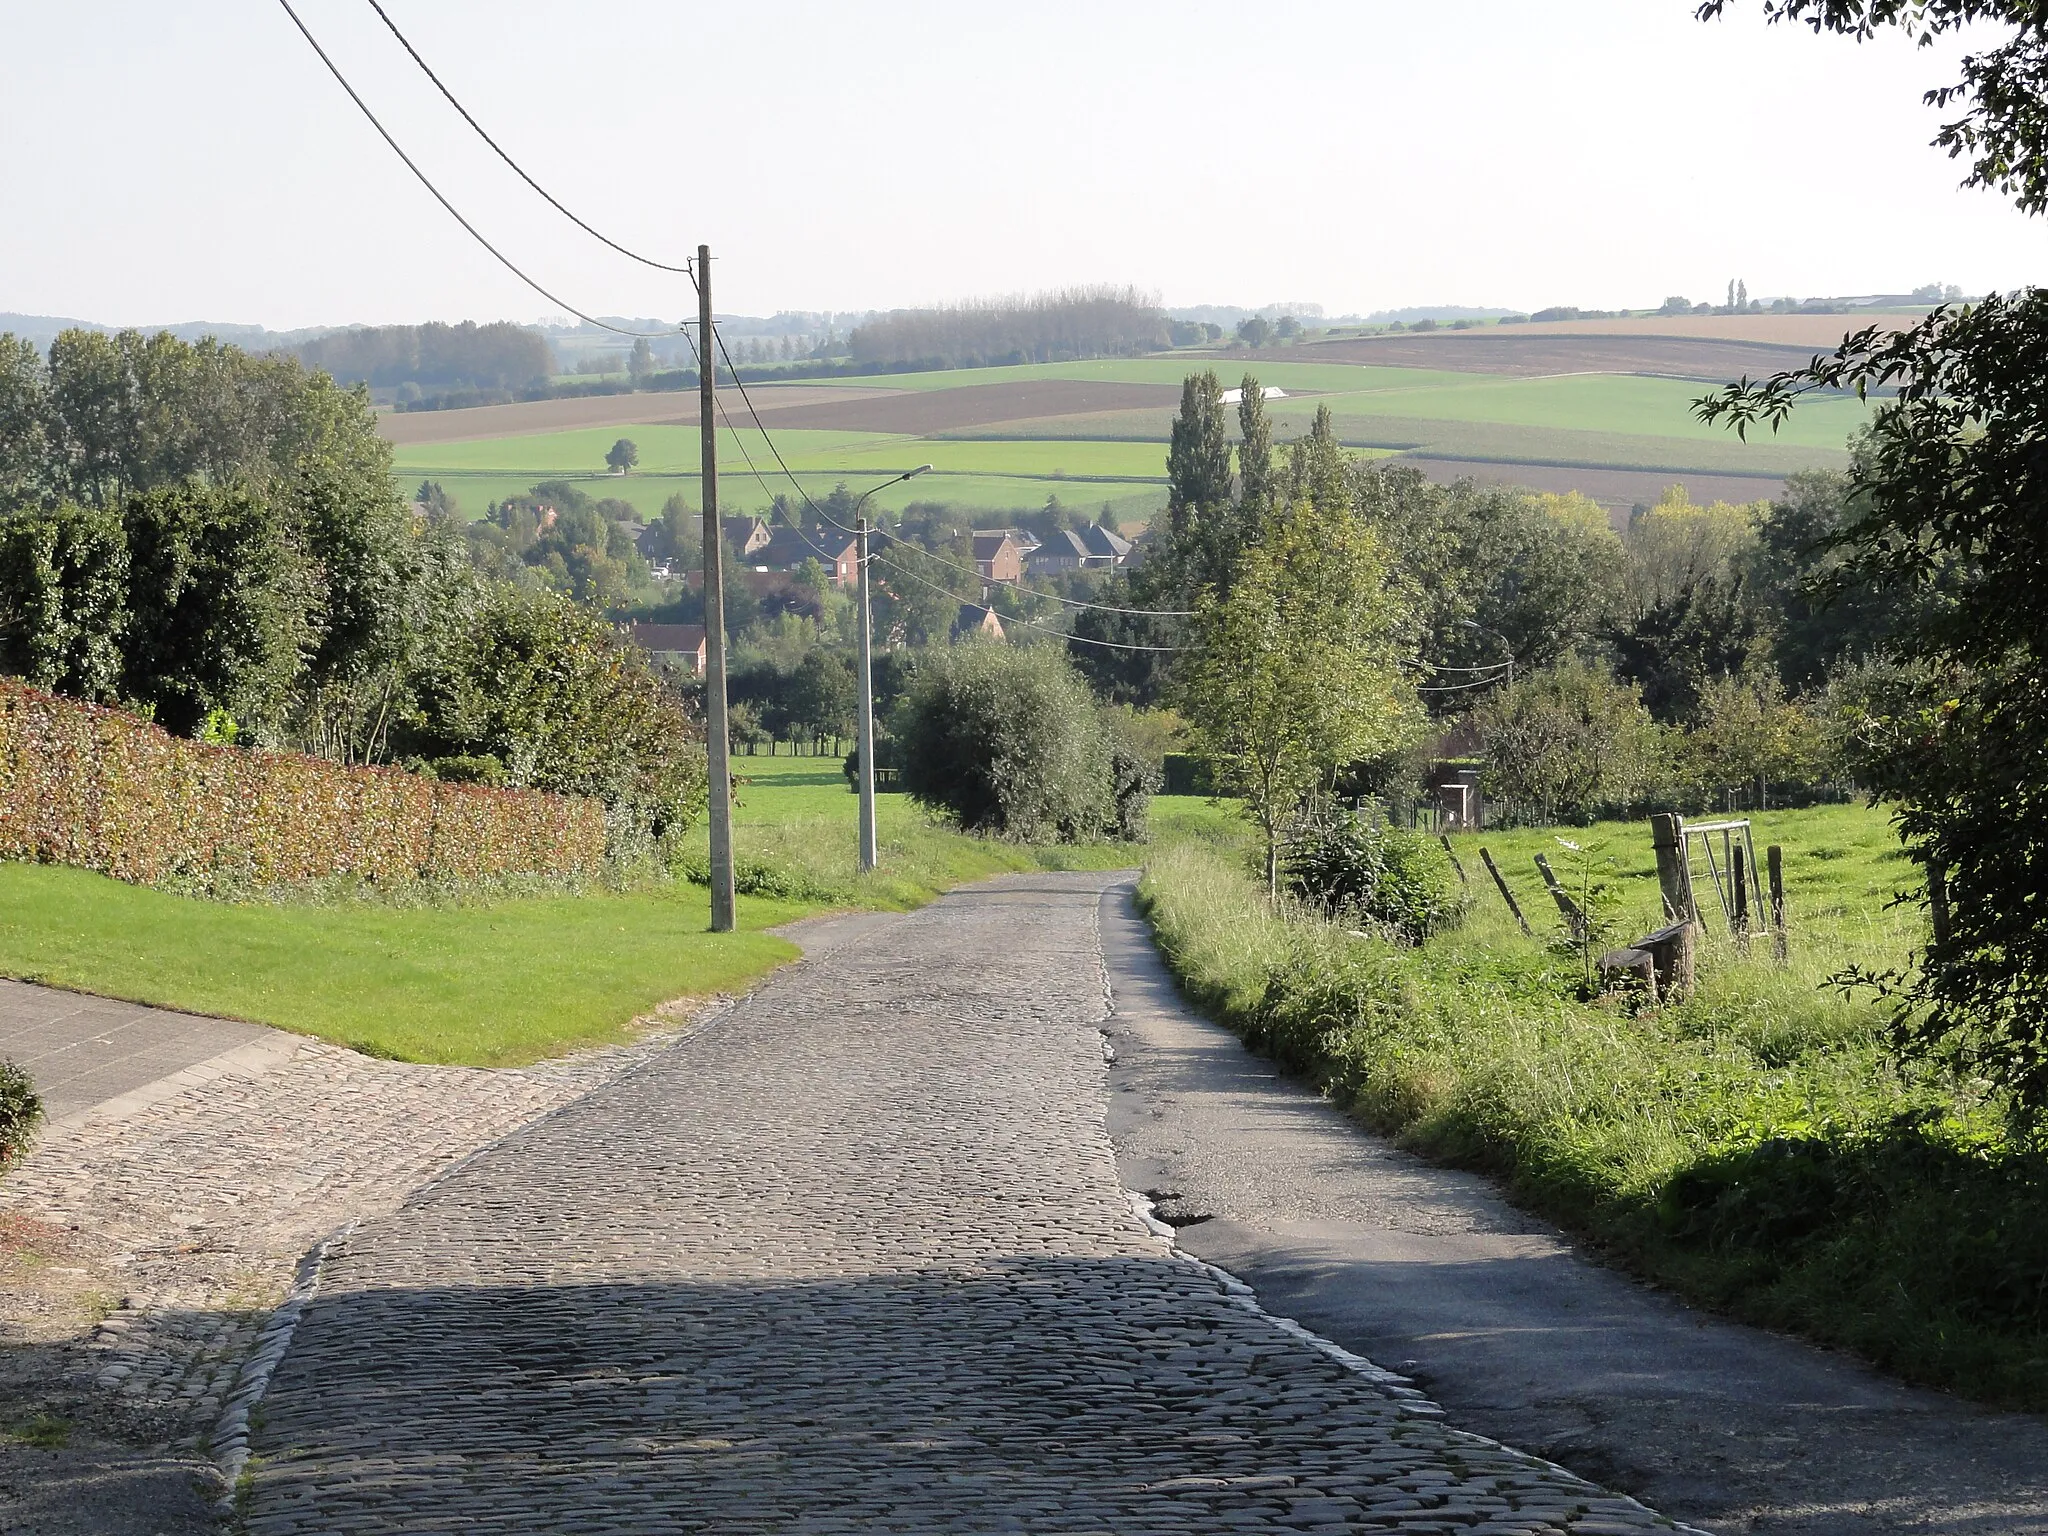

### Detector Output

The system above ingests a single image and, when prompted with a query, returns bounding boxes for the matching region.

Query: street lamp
[1459,619,1515,686]
[855,465,932,873]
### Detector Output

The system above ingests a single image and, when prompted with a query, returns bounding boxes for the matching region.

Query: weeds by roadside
[1138,811,2048,1412]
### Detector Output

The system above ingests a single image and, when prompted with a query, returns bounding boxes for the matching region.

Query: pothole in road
[1143,1189,1215,1228]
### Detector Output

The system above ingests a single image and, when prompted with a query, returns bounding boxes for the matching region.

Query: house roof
[627,622,706,653]
[754,528,857,569]
[1079,524,1132,557]
[1033,529,1091,560]
[971,531,1022,559]
[954,603,1006,640]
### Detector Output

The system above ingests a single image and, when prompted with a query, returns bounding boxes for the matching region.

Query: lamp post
[855,465,932,872]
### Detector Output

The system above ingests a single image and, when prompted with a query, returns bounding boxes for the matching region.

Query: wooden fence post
[1532,852,1587,940]
[1732,842,1751,956]
[1767,844,1787,963]
[1439,833,1469,886]
[1650,813,1693,925]
[1480,847,1532,936]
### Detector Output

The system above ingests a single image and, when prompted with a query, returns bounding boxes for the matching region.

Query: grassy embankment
[0,757,1228,1067]
[1140,802,2048,1411]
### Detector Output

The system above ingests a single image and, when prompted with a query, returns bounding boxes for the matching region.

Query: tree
[1178,495,1417,899]
[1236,374,1275,522]
[120,482,316,739]
[1162,371,1235,595]
[629,338,654,383]
[0,501,128,701]
[1747,468,1904,690]
[1475,659,1669,823]
[1684,668,1823,807]
[1611,487,1767,721]
[1236,316,1272,347]
[896,642,1127,842]
[1695,0,2048,1110]
[606,438,639,475]
[1355,466,1623,695]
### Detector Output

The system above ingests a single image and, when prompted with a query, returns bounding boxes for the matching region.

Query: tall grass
[1139,804,2048,1411]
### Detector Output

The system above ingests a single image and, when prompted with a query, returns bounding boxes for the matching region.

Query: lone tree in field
[606,438,639,475]
[1179,495,1416,900]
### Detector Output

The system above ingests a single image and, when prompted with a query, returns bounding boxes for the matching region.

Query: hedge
[0,680,606,891]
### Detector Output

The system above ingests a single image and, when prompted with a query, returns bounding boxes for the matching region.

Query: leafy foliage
[1178,495,1416,895]
[1285,807,1465,944]
[1475,659,1666,823]
[1696,2,2048,215]
[0,1058,40,1173]
[0,679,607,892]
[0,500,127,700]
[896,642,1137,843]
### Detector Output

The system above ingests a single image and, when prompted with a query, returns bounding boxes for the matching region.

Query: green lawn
[0,754,1230,1067]
[0,861,810,1067]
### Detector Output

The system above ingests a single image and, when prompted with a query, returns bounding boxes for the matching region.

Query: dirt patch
[376,382,905,447]
[378,378,1186,447]
[1239,332,1858,381]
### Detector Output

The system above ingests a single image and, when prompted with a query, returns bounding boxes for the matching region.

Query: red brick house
[972,531,1026,584]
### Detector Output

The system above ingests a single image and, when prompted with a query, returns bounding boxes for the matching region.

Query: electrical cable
[274,0,680,340]
[868,548,1188,653]
[362,0,697,282]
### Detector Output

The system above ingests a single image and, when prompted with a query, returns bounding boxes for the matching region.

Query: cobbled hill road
[242,873,1687,1535]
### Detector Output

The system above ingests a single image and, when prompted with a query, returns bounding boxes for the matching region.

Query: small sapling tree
[1178,496,1416,901]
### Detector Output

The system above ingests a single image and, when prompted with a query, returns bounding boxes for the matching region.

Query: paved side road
[1098,883,2048,1536]
[246,874,1686,1534]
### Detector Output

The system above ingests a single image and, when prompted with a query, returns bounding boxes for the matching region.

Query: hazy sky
[3,1,2042,329]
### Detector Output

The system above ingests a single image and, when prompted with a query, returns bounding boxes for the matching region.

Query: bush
[1285,808,1466,943]
[0,680,606,892]
[0,1060,40,1172]
[895,642,1143,843]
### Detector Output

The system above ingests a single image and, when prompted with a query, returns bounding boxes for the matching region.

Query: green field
[388,353,1865,519]
[0,758,1229,1066]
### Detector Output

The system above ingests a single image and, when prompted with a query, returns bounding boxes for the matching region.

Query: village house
[751,527,860,587]
[952,604,1007,642]
[972,530,1026,583]
[625,621,707,677]
[1025,525,1133,575]
[721,515,773,558]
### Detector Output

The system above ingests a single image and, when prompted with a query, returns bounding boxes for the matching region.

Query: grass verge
[1137,803,2048,1413]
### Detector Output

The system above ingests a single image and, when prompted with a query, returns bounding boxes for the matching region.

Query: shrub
[895,642,1142,843]
[1285,807,1466,943]
[0,1060,41,1172]
[0,680,606,892]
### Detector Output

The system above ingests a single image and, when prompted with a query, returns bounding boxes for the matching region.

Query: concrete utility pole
[853,465,932,874]
[698,244,735,932]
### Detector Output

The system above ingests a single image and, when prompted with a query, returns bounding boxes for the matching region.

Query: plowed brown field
[379,379,1183,447]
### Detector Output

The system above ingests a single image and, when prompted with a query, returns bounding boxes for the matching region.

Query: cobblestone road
[247,874,1687,1535]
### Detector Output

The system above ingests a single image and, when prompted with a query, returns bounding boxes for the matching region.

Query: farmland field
[381,329,1876,520]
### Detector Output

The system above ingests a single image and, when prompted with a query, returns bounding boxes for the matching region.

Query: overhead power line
[362,0,697,282]
[273,0,679,339]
